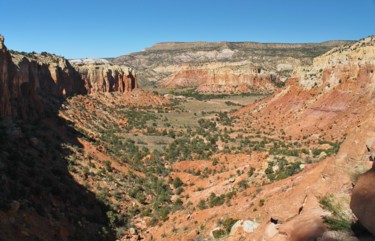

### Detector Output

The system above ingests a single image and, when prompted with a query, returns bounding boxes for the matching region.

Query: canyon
[0,33,375,241]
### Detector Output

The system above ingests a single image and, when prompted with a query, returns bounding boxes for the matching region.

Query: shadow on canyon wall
[0,64,115,241]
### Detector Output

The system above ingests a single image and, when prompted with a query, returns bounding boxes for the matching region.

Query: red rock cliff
[71,59,138,94]
[0,36,138,119]
[0,35,86,118]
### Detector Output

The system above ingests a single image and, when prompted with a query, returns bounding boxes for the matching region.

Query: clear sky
[0,0,374,59]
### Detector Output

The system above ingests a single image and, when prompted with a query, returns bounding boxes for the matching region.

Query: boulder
[263,222,279,241]
[350,168,375,235]
[319,231,359,241]
[230,219,259,235]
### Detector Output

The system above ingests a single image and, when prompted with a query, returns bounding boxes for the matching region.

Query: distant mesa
[70,58,111,65]
[113,40,353,92]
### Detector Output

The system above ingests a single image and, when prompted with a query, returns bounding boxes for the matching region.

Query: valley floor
[55,91,356,240]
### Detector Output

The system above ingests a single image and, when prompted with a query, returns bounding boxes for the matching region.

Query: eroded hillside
[113,41,351,93]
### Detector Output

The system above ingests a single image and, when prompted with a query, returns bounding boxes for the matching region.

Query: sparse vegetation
[26,87,345,239]
[319,195,352,231]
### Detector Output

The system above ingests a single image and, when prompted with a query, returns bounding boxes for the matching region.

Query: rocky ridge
[113,40,352,92]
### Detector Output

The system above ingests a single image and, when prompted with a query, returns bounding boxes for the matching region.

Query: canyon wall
[71,59,137,94]
[0,36,138,119]
[113,40,351,93]
[0,35,86,119]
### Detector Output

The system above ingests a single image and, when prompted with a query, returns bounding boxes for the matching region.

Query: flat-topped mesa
[114,39,352,91]
[71,59,138,94]
[146,40,352,51]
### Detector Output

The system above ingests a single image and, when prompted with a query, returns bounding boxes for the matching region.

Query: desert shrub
[209,193,225,207]
[267,158,302,182]
[318,195,352,231]
[222,218,238,233]
[238,180,249,190]
[212,229,226,239]
[213,218,238,239]
[248,167,255,177]
[198,199,207,210]
[172,198,183,211]
[172,177,183,188]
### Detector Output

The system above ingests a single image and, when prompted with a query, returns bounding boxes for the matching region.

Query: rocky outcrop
[71,59,138,94]
[0,36,138,119]
[350,145,375,236]
[113,40,351,92]
[0,35,86,119]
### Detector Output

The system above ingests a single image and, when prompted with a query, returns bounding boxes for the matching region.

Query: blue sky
[0,0,374,58]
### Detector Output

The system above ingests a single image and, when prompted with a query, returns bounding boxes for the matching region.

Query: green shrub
[318,195,352,231]
[212,229,226,239]
[209,193,225,207]
[248,167,255,177]
[222,218,238,233]
[238,180,249,190]
[172,177,183,188]
[198,199,207,210]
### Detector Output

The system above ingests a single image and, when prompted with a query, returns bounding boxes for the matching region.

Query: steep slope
[235,36,375,141]
[71,59,138,93]
[0,35,86,119]
[113,41,351,93]
[0,35,114,241]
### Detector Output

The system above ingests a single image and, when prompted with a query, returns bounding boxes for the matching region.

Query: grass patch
[318,195,352,231]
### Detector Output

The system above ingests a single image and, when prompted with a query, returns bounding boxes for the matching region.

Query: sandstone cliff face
[113,40,351,92]
[0,36,138,119]
[71,59,137,94]
[0,35,86,119]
